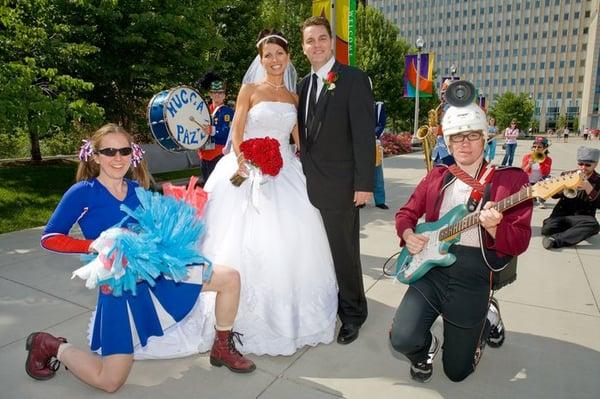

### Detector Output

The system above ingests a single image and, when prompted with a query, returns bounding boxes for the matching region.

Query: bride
[199,30,338,355]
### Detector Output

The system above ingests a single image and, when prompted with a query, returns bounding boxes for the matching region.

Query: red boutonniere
[323,71,339,91]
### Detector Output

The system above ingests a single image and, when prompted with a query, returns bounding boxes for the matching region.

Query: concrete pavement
[1,137,599,399]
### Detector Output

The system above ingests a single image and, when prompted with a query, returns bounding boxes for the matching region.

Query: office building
[370,0,600,130]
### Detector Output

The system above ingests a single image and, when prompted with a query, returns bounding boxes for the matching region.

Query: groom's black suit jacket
[297,62,375,210]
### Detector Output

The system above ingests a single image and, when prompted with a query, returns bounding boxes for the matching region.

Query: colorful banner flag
[404,53,435,98]
[312,0,355,65]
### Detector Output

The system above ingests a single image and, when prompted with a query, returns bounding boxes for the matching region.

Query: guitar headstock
[531,172,583,199]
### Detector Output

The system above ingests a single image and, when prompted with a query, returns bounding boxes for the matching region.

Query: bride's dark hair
[256,29,289,56]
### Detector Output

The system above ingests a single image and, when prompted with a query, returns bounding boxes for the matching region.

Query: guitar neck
[439,186,532,240]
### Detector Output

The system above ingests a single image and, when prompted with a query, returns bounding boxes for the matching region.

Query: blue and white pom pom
[73,188,212,296]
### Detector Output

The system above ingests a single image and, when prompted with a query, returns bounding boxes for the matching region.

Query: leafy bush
[381,132,412,156]
[40,129,82,156]
[0,129,30,159]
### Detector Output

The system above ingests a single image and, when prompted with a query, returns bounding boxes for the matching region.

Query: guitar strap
[448,164,496,211]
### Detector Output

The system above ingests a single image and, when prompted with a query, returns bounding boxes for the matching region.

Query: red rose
[326,71,337,83]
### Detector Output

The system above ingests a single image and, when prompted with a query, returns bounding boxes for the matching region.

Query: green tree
[572,116,579,132]
[557,114,568,130]
[488,92,535,131]
[61,0,229,137]
[531,119,539,134]
[258,0,312,78]
[0,1,104,161]
[356,3,415,132]
[207,1,264,95]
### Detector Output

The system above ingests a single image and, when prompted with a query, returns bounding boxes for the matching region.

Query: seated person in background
[521,136,552,208]
[542,146,600,249]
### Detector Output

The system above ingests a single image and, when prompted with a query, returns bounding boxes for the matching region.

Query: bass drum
[147,86,211,152]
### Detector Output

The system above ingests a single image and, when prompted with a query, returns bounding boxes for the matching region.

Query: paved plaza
[1,137,599,399]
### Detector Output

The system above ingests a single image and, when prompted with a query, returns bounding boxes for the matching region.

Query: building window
[579,76,584,83]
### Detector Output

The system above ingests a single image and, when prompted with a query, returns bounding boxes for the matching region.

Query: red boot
[25,332,67,380]
[209,330,256,373]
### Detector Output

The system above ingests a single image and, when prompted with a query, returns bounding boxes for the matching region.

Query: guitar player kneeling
[389,85,533,383]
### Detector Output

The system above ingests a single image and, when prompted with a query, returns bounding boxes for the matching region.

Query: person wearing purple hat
[541,146,600,249]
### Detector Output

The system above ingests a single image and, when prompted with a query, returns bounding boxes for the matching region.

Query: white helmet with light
[441,103,488,146]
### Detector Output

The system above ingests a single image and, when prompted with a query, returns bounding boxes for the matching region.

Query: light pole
[413,36,424,139]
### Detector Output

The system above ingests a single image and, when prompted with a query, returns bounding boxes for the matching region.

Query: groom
[298,16,375,344]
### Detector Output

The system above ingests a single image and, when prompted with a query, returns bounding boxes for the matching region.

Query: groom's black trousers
[319,207,368,326]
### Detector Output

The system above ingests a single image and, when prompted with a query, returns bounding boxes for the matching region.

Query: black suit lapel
[309,62,342,145]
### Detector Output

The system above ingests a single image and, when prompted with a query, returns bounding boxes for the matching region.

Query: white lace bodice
[245,101,297,160]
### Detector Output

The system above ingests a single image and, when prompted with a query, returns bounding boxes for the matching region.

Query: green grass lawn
[0,160,203,234]
[0,160,78,234]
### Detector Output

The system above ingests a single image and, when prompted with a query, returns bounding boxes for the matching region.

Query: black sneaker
[486,297,505,348]
[410,360,433,383]
[542,236,556,250]
[410,335,439,383]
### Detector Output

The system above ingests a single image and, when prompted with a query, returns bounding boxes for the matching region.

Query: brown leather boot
[209,330,256,373]
[25,332,67,380]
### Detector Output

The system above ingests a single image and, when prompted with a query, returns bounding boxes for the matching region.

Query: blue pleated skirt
[90,276,202,356]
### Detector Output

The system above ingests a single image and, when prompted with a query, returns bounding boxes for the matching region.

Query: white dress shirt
[305,56,336,122]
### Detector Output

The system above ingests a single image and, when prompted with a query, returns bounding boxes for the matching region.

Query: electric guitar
[395,172,582,284]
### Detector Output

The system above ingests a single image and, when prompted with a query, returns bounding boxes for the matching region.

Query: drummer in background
[198,80,235,182]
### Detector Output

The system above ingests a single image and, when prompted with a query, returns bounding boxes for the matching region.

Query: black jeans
[542,215,600,247]
[389,245,492,382]
[200,154,223,183]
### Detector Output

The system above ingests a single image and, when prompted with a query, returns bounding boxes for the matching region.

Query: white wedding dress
[200,101,338,356]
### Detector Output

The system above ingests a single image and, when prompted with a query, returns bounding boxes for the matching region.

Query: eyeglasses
[577,161,593,167]
[532,145,544,149]
[448,132,483,143]
[96,147,133,157]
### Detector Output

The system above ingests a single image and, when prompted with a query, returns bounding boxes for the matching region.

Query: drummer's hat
[210,80,225,92]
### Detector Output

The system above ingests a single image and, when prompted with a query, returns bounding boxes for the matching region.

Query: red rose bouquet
[230,137,283,187]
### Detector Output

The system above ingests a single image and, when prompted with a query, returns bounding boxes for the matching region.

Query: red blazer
[395,165,533,257]
[521,153,552,178]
